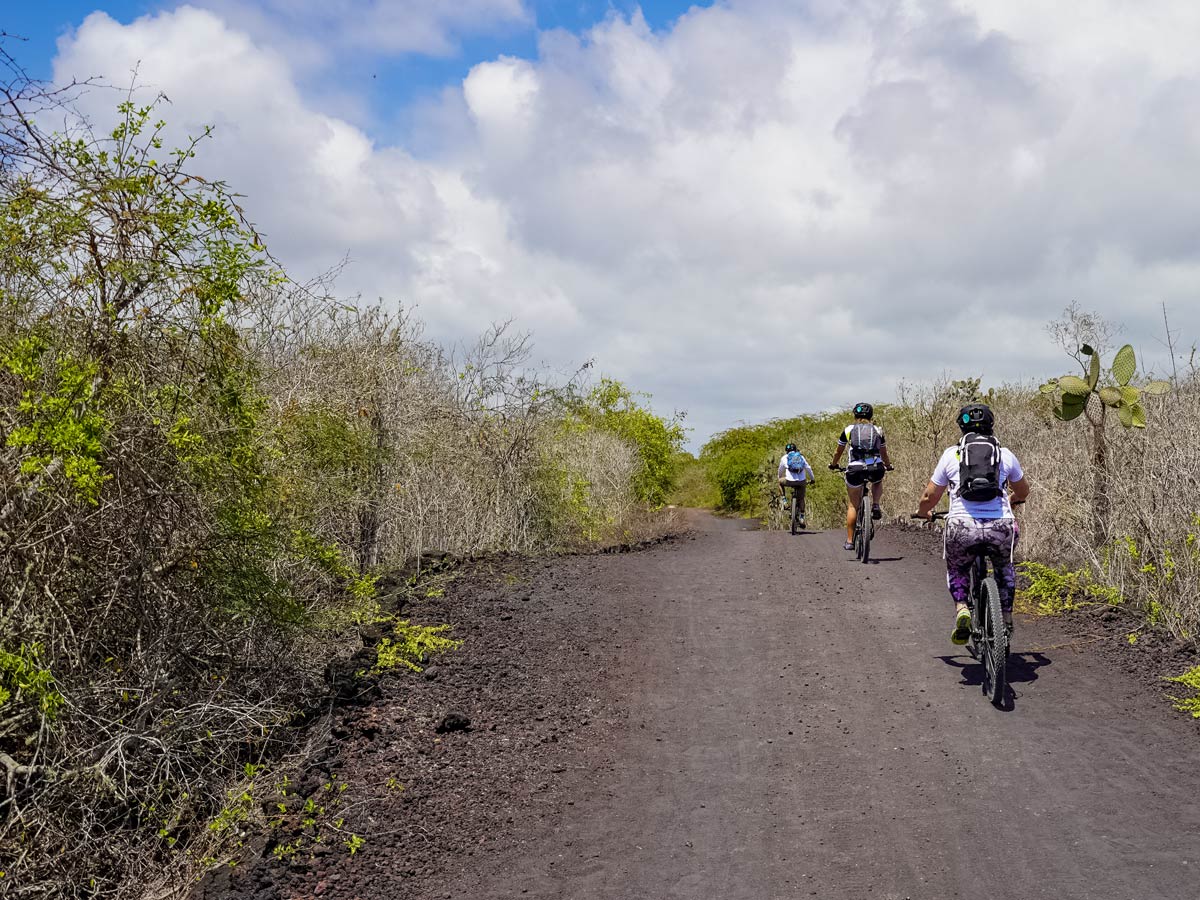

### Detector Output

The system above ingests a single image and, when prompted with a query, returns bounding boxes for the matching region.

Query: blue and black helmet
[785,442,797,452]
[853,402,873,419]
[958,403,995,434]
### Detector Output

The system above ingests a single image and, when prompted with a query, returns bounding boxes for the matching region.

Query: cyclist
[778,442,815,528]
[829,402,891,551]
[913,403,1030,645]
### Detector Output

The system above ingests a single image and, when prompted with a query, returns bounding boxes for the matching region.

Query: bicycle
[782,487,811,535]
[773,484,809,534]
[911,511,1008,705]
[831,463,892,564]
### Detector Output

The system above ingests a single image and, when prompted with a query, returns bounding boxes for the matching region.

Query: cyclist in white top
[914,403,1031,644]
[778,442,815,528]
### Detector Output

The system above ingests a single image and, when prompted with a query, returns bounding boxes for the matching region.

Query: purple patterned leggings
[944,518,1019,610]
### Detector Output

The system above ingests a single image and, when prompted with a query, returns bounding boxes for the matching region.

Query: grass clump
[1015,561,1123,616]
[373,621,462,673]
[1164,666,1200,718]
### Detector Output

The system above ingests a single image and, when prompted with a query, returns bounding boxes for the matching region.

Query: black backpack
[848,423,880,459]
[956,432,1002,502]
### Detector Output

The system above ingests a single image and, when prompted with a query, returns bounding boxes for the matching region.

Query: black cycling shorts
[844,462,885,488]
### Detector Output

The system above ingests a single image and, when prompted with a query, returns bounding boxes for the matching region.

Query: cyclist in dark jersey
[829,402,892,550]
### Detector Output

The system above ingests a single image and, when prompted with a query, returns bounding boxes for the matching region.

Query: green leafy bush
[698,412,849,527]
[566,378,685,507]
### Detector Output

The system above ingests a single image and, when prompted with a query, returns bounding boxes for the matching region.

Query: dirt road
[440,513,1198,900]
[211,512,1199,900]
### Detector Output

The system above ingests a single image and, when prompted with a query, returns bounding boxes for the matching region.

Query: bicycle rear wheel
[771,496,785,531]
[859,491,871,563]
[790,495,801,534]
[979,575,1008,705]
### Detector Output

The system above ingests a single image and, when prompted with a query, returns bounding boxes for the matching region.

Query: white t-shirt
[778,453,814,483]
[931,444,1025,520]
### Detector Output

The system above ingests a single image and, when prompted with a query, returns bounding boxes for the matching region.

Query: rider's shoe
[797,516,806,529]
[951,608,972,645]
[871,505,883,520]
[843,541,854,551]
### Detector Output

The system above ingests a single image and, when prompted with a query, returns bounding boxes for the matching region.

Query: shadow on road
[934,651,1054,711]
[866,556,904,563]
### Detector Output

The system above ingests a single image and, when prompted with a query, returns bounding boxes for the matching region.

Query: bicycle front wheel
[980,575,1008,705]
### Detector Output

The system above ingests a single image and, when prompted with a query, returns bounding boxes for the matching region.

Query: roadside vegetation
[0,61,682,897]
[691,309,1200,675]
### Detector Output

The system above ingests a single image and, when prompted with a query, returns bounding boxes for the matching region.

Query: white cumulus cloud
[48,1,1200,445]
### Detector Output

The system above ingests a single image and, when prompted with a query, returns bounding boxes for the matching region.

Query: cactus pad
[1058,375,1092,396]
[1055,393,1087,421]
[1112,344,1137,386]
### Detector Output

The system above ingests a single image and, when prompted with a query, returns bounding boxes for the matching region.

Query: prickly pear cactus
[1039,344,1170,429]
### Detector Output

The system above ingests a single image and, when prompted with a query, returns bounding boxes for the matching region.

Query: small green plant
[345,834,365,855]
[271,840,302,861]
[1164,666,1200,718]
[1016,561,1123,615]
[373,621,461,673]
[0,644,64,718]
[208,790,256,834]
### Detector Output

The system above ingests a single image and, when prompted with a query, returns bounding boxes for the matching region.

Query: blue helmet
[853,402,873,419]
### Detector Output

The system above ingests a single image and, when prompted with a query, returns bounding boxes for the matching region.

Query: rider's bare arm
[881,445,892,467]
[916,480,946,518]
[830,444,845,467]
[1009,476,1030,504]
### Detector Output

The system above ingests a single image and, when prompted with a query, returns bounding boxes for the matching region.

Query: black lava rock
[435,712,471,734]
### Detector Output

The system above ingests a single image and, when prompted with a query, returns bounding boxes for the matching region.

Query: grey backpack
[849,424,881,457]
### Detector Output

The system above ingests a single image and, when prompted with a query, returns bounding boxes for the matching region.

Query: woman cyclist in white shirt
[914,404,1031,645]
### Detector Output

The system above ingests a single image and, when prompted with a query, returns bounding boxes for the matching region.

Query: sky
[5,1,1200,449]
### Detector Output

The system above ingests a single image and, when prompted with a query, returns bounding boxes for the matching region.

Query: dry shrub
[0,72,681,897]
